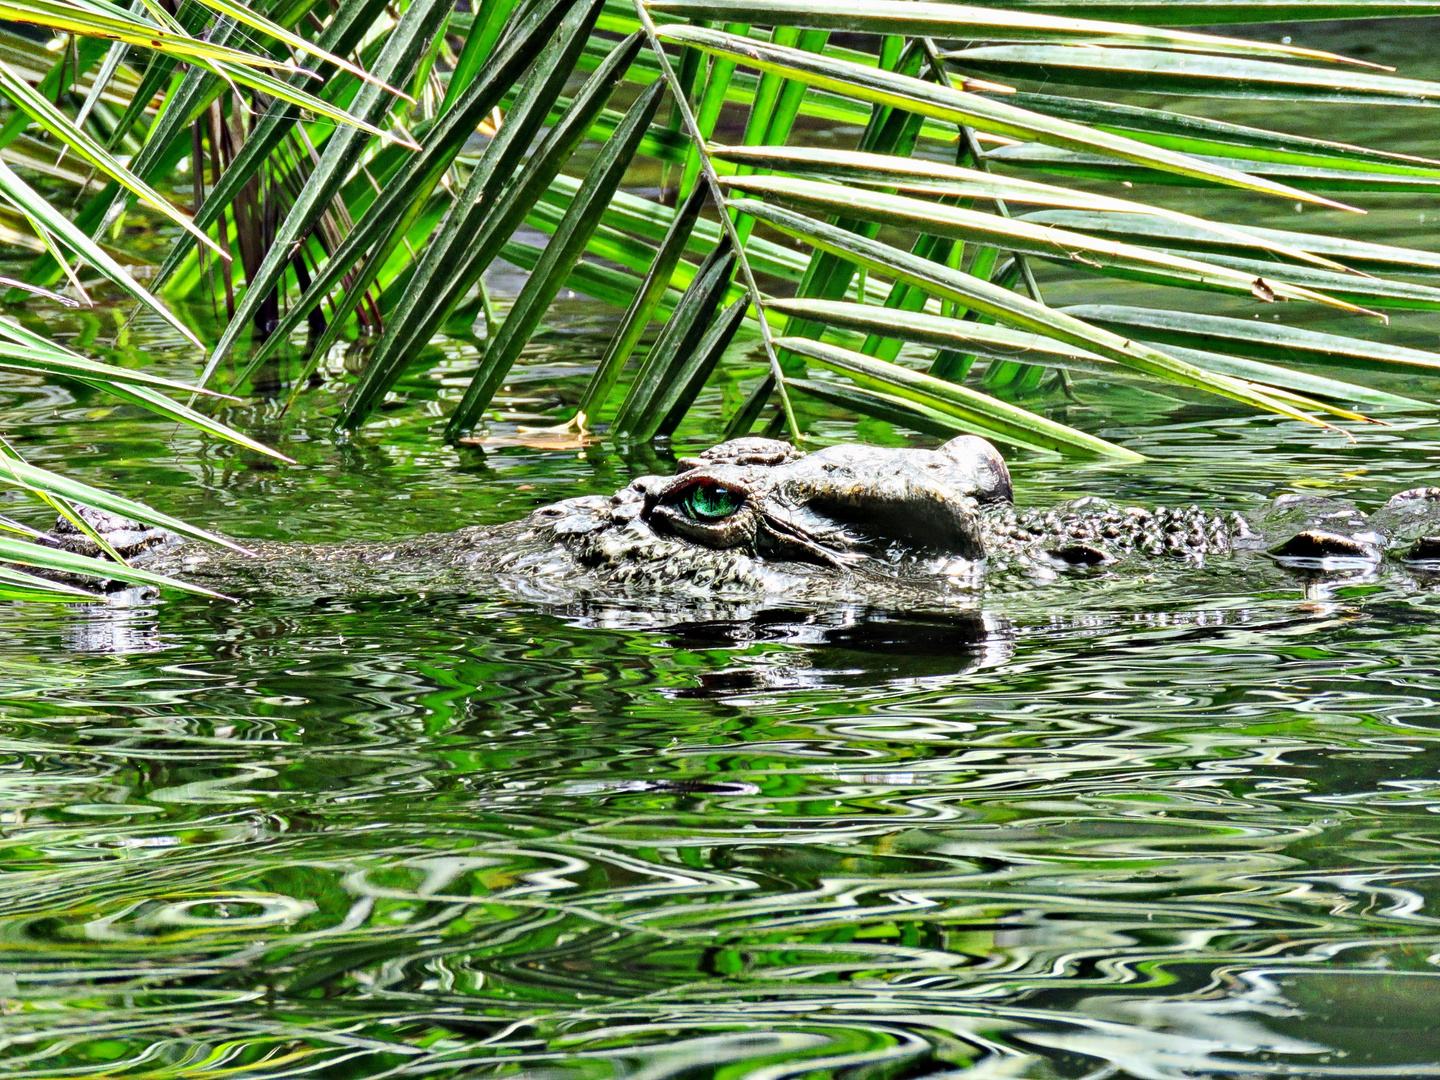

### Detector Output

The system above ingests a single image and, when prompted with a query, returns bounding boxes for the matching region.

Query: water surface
[6,16,1440,1079]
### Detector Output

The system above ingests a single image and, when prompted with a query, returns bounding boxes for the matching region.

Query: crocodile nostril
[1405,536,1440,561]
[1269,530,1378,561]
[1048,544,1113,566]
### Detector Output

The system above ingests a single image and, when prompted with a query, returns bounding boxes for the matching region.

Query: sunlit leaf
[657,24,1360,210]
[727,174,1369,311]
[1064,303,1440,376]
[778,335,1144,456]
[650,0,1380,64]
[733,197,1342,426]
[773,298,1427,408]
[949,44,1440,104]
[0,532,226,598]
[0,158,200,345]
[710,144,1351,271]
[1020,209,1440,274]
[0,456,252,552]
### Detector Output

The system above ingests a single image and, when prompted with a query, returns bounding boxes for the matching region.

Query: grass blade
[0,0,325,70]
[1020,209,1440,275]
[187,0,414,101]
[578,181,710,427]
[959,2,1440,25]
[786,374,1010,442]
[440,0,518,111]
[657,24,1361,211]
[336,31,643,431]
[443,80,668,438]
[985,141,1440,193]
[152,0,394,288]
[0,563,100,602]
[778,335,1141,456]
[0,342,226,396]
[0,62,222,256]
[613,240,736,438]
[105,385,292,463]
[1000,90,1440,170]
[710,144,1352,271]
[259,0,611,389]
[1136,250,1440,310]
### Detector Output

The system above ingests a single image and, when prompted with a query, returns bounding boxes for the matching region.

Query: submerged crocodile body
[38,435,1440,605]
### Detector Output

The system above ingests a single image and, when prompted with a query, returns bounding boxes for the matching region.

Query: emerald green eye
[680,482,743,522]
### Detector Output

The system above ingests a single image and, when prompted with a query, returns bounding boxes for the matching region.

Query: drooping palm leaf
[948,45,1440,105]
[655,24,1362,209]
[576,181,712,429]
[216,0,596,380]
[724,174,1372,311]
[612,239,738,439]
[8,0,1440,517]
[709,144,1353,270]
[197,0,456,381]
[770,298,1428,409]
[0,0,395,598]
[650,0,1383,64]
[444,79,667,437]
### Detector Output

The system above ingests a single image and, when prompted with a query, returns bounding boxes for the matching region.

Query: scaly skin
[33,436,1440,604]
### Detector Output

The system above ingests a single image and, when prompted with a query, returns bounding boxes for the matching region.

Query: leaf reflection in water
[2,569,1440,1079]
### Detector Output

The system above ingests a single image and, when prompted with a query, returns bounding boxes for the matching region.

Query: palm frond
[4,0,1440,591]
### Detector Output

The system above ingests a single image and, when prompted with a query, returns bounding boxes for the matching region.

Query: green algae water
[9,17,1440,1080]
[20,334,1440,1080]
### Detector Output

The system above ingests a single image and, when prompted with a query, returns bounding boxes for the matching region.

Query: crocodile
[34,435,1440,605]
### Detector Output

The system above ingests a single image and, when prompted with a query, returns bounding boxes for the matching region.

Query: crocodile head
[650,435,1012,563]
[517,435,1015,598]
[36,434,1440,609]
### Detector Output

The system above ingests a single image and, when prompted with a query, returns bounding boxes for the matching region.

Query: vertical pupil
[686,484,739,521]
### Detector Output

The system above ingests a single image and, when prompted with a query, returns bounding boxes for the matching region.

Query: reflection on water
[7,17,1440,1078]
[5,563,1440,1078]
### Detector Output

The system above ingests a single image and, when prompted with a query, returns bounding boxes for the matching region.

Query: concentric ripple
[9,24,1440,1068]
[3,566,1440,1079]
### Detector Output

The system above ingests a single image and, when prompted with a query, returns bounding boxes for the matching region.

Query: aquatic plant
[6,0,1440,593]
[151,0,1440,452]
[0,0,391,596]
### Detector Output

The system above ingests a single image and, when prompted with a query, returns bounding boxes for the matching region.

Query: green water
[8,16,1440,1079]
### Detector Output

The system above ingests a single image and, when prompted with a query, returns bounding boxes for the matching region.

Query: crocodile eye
[679,481,743,522]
